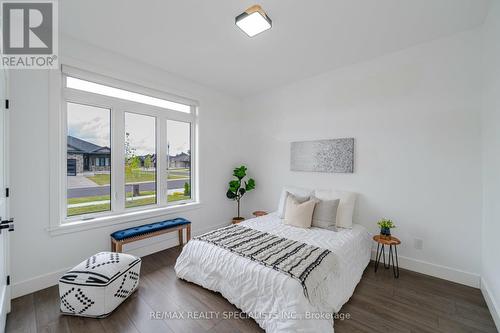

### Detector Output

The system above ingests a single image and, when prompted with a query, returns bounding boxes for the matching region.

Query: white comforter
[174,213,371,333]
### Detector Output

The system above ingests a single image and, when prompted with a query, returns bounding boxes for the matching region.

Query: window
[66,77,191,113]
[66,102,111,217]
[61,68,197,223]
[125,112,157,209]
[167,120,191,203]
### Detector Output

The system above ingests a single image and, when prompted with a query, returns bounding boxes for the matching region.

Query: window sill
[47,202,201,236]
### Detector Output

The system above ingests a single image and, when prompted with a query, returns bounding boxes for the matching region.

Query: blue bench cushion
[111,218,191,241]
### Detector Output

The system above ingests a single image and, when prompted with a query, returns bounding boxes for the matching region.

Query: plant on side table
[226,165,255,224]
[377,218,396,239]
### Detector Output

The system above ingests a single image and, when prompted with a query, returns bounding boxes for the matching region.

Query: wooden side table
[373,235,401,278]
[232,217,245,224]
[252,211,268,217]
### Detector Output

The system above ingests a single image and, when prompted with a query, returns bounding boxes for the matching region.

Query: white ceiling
[61,0,490,98]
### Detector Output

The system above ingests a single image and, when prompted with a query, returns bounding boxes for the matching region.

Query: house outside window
[67,135,111,173]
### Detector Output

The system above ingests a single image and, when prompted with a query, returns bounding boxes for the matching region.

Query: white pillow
[311,196,340,231]
[277,187,313,218]
[314,189,356,229]
[283,195,317,228]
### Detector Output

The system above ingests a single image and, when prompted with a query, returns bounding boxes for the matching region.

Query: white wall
[481,0,500,328]
[242,29,484,287]
[8,36,249,297]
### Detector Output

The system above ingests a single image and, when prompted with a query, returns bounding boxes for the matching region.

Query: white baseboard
[11,267,70,299]
[11,222,229,299]
[371,250,480,288]
[481,277,500,332]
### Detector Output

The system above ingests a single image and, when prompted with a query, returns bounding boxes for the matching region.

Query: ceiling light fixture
[235,5,272,37]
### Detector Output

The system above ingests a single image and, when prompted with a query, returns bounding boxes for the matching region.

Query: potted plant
[226,166,255,223]
[377,218,396,238]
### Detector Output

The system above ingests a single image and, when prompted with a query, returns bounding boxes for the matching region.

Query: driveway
[67,175,100,188]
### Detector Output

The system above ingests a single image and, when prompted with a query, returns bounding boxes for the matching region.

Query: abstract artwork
[290,138,354,173]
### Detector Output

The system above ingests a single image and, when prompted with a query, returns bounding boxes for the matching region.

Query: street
[67,179,188,198]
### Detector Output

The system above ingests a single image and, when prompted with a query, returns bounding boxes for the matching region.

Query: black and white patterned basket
[59,252,141,318]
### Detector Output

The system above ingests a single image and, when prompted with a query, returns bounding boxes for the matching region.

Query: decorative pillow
[283,195,317,228]
[311,196,340,231]
[277,187,313,218]
[314,189,356,229]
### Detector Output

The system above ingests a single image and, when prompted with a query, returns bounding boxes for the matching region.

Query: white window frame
[48,65,200,235]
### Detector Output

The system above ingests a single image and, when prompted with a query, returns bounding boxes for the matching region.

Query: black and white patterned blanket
[195,224,337,299]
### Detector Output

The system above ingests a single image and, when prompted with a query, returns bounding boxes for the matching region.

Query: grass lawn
[125,170,156,183]
[68,191,191,216]
[86,173,111,185]
[167,174,189,180]
[168,192,190,202]
[68,203,110,216]
[86,170,155,185]
[86,169,189,185]
[68,191,157,204]
[121,192,190,208]
[168,168,189,174]
[124,192,190,207]
[125,196,156,208]
[68,194,111,204]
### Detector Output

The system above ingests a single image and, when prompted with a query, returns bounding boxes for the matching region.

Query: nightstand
[252,211,268,217]
[373,235,400,278]
[232,217,245,224]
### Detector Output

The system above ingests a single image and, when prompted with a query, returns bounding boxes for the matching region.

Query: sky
[125,112,156,156]
[67,102,190,156]
[167,120,190,156]
[67,102,110,147]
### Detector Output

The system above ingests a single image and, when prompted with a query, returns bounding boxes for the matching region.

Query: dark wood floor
[6,246,497,333]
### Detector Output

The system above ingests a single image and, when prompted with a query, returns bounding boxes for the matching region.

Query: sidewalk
[68,188,184,208]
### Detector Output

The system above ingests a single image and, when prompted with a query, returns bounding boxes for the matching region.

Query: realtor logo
[1,1,58,69]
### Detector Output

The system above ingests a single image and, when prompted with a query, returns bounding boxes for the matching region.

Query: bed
[174,212,372,333]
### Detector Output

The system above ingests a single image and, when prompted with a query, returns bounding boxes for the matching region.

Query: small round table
[252,211,268,217]
[373,235,400,278]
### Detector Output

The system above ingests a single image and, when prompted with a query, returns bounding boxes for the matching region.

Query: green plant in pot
[377,218,396,237]
[226,165,255,223]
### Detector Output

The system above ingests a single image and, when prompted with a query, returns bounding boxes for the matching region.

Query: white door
[0,68,10,331]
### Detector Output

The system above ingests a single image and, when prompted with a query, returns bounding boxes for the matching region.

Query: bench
[110,218,191,253]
